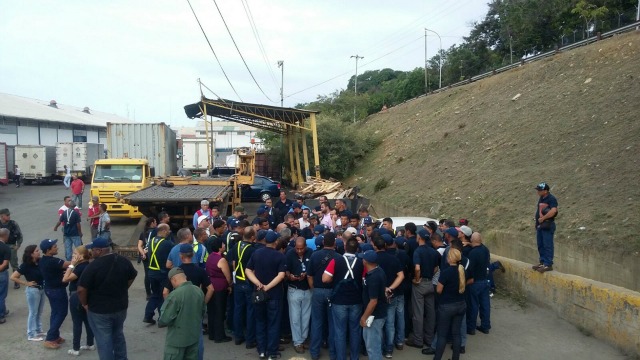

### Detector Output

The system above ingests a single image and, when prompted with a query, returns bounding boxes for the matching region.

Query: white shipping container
[57,142,105,175]
[15,145,57,182]
[56,142,73,173]
[107,123,177,177]
[182,138,214,171]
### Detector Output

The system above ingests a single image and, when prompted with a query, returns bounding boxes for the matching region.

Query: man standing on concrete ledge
[532,182,558,273]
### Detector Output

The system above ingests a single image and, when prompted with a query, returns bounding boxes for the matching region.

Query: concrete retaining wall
[493,255,640,356]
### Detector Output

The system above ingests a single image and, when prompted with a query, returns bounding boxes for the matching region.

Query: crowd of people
[0,183,559,360]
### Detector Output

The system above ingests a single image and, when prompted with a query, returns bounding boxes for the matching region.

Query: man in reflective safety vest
[229,227,257,348]
[143,224,173,324]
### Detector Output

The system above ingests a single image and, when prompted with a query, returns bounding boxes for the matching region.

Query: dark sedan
[241,175,281,202]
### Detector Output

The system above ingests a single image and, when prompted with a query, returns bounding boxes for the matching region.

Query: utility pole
[636,0,639,30]
[509,35,513,64]
[277,60,284,107]
[350,54,364,123]
[424,29,428,94]
[425,28,442,89]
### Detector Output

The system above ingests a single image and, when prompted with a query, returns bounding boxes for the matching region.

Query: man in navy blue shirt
[533,182,558,273]
[143,224,174,325]
[54,200,83,261]
[39,238,72,349]
[359,250,387,360]
[246,231,286,360]
[285,237,313,354]
[466,232,491,335]
[307,232,340,360]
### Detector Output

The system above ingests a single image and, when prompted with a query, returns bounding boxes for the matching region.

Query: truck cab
[90,158,151,218]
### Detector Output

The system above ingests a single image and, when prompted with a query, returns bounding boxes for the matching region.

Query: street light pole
[424,29,428,94]
[277,60,284,107]
[425,28,442,89]
[350,54,364,123]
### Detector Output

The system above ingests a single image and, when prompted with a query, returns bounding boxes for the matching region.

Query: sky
[0,0,489,128]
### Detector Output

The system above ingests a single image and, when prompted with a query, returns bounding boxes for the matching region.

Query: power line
[211,0,278,103]
[241,0,279,89]
[185,0,243,101]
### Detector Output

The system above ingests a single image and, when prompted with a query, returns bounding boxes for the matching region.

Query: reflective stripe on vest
[234,242,251,281]
[148,237,166,271]
[193,240,208,264]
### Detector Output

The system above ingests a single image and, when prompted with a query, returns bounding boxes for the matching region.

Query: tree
[572,0,609,37]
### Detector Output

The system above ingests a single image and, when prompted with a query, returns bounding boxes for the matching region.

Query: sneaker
[143,317,156,325]
[258,353,266,359]
[476,326,490,334]
[37,331,47,337]
[395,343,404,350]
[0,318,5,324]
[294,345,305,354]
[531,263,543,270]
[537,265,553,273]
[404,339,423,348]
[384,352,393,358]
[450,345,466,353]
[28,336,44,341]
[68,349,80,356]
[14,283,20,289]
[55,337,66,344]
[421,347,435,355]
[80,345,96,350]
[43,341,60,349]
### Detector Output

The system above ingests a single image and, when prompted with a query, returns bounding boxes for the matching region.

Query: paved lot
[0,184,630,359]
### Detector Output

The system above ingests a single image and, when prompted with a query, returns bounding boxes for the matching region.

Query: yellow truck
[90,158,151,218]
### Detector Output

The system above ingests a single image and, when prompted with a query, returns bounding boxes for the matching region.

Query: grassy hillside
[350,31,640,251]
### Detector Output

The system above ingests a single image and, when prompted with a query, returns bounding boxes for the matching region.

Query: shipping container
[181,138,214,173]
[6,145,14,180]
[107,123,177,177]
[56,142,105,180]
[15,145,57,184]
[0,143,8,185]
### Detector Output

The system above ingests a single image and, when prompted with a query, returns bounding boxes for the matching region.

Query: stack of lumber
[298,176,345,197]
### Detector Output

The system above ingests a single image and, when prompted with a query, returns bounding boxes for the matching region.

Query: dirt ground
[350,31,640,253]
[0,184,631,359]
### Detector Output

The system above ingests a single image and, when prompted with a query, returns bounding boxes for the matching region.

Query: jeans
[45,287,69,341]
[87,309,128,360]
[144,272,165,319]
[26,286,45,337]
[536,222,556,266]
[363,317,386,360]
[72,193,83,209]
[467,281,491,331]
[411,278,435,346]
[69,291,94,350]
[310,288,335,359]
[434,301,466,360]
[287,287,312,347]
[0,271,8,319]
[255,298,282,356]
[431,313,467,349]
[64,175,71,188]
[384,294,405,353]
[233,282,256,344]
[331,303,362,360]
[207,290,228,341]
[63,235,83,261]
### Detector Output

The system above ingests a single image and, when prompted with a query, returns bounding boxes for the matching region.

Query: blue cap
[257,230,268,241]
[251,217,262,225]
[228,219,239,228]
[377,227,389,236]
[265,230,279,243]
[359,243,374,252]
[40,238,58,252]
[179,243,194,254]
[85,237,110,250]
[357,250,378,263]
[315,234,324,249]
[417,229,430,240]
[381,233,394,245]
[313,224,325,234]
[394,236,407,248]
[444,227,459,238]
[292,202,301,209]
[257,207,268,216]
[362,216,373,225]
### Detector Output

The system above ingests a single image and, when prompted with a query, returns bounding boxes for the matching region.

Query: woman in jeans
[10,245,46,341]
[62,246,95,356]
[433,248,467,360]
[205,236,232,342]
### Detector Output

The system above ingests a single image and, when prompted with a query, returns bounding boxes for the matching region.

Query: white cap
[460,225,473,237]
[197,215,209,224]
[345,227,358,235]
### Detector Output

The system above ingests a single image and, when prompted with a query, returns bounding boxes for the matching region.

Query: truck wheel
[260,192,271,202]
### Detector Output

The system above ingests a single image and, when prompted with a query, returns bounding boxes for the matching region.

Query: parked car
[376,216,438,236]
[241,175,281,202]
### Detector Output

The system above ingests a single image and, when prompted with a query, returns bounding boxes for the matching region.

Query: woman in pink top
[205,236,232,342]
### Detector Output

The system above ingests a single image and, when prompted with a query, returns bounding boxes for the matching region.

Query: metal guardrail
[400,21,640,105]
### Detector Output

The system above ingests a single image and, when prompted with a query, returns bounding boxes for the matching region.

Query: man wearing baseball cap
[533,182,558,273]
[158,267,206,360]
[359,250,387,360]
[78,237,137,359]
